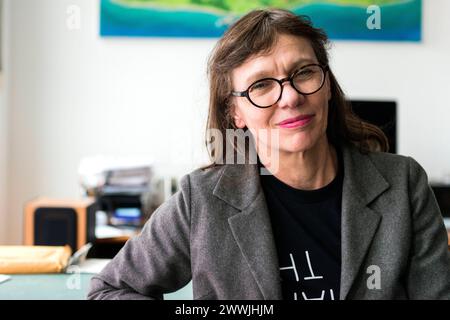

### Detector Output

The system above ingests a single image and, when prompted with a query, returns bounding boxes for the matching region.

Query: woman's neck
[259,138,338,190]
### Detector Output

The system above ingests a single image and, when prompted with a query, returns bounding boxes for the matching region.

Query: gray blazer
[87,143,450,300]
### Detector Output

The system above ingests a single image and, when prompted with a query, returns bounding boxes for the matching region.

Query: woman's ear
[230,105,246,129]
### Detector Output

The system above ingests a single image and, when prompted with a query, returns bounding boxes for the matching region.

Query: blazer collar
[339,143,389,299]
[213,162,282,299]
[212,143,390,300]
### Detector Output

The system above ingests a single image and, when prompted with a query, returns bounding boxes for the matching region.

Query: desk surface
[0,274,193,300]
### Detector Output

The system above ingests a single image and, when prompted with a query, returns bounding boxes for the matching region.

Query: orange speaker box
[24,197,98,252]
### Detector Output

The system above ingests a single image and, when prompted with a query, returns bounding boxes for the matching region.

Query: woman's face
[230,34,331,156]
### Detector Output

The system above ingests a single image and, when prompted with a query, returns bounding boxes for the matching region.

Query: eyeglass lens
[248,65,325,108]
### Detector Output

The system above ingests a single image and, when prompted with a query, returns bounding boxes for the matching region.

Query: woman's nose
[277,81,305,109]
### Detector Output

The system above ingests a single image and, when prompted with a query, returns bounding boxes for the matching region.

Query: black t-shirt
[259,147,343,300]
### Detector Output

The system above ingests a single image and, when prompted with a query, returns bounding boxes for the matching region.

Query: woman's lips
[277,114,315,129]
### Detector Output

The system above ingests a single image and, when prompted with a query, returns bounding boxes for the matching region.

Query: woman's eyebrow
[244,58,316,85]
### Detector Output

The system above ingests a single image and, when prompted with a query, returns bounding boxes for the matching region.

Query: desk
[0,274,193,300]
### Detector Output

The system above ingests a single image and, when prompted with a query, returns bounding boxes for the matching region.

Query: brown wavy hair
[204,8,388,168]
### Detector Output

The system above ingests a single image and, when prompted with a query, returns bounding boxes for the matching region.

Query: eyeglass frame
[230,63,329,109]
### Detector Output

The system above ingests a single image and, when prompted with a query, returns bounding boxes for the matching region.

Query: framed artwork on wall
[100,0,421,41]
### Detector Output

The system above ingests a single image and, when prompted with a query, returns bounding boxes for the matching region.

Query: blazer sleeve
[87,174,192,300]
[405,157,450,299]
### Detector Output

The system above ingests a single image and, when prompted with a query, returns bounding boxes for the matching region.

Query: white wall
[0,82,6,245]
[3,0,450,244]
[0,0,10,244]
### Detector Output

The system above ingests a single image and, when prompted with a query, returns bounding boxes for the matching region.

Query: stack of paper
[78,155,153,195]
[0,246,72,274]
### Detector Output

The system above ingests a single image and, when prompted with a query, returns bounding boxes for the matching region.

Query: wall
[0,80,6,245]
[3,0,450,244]
[0,0,9,244]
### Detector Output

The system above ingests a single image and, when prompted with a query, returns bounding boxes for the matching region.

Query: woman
[88,9,450,300]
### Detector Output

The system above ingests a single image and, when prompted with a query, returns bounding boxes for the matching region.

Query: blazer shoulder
[183,164,226,192]
[365,150,426,183]
[367,150,411,167]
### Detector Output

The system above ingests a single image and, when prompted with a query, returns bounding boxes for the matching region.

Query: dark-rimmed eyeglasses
[231,64,329,108]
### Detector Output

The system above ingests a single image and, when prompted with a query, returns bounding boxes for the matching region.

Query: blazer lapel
[339,145,389,300]
[213,163,283,300]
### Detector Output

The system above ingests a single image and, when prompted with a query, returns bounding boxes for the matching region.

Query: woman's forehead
[232,35,317,85]
[251,34,314,63]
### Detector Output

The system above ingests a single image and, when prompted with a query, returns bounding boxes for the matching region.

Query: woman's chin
[279,136,314,154]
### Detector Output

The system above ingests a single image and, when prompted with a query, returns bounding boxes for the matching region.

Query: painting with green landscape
[100,0,421,41]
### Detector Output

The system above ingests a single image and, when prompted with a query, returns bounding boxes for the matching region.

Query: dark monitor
[97,194,143,227]
[349,100,397,154]
[431,185,450,218]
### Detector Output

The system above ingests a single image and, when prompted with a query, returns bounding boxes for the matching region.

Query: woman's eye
[251,81,271,91]
[296,69,314,78]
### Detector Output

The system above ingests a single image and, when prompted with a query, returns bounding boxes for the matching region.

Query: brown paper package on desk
[0,245,72,274]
